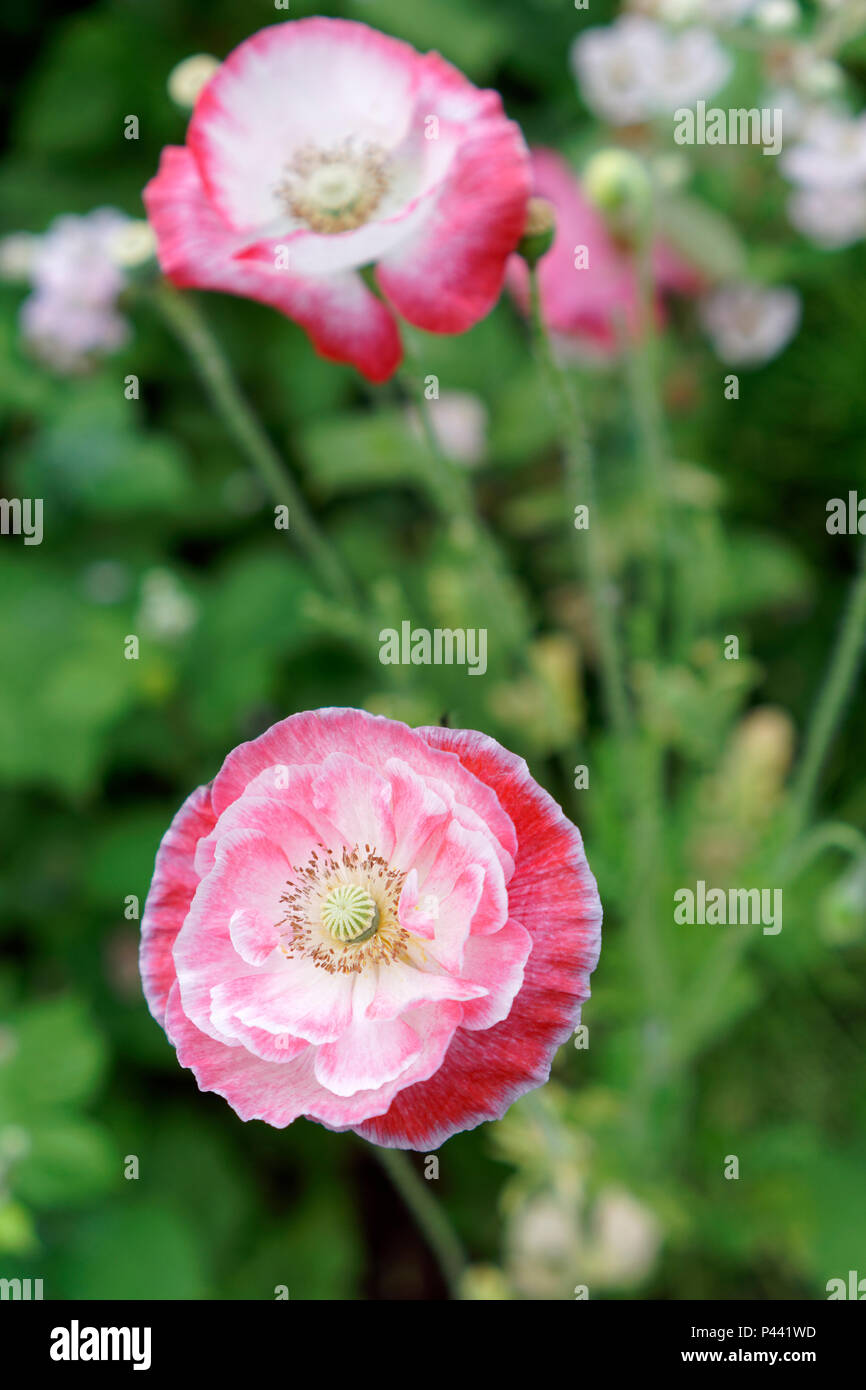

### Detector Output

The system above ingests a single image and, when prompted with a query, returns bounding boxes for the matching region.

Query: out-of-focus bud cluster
[485,1088,663,1299]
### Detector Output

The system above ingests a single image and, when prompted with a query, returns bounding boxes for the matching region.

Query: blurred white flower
[408,391,488,466]
[570,17,667,124]
[788,185,866,247]
[167,53,220,109]
[701,283,801,365]
[754,0,800,30]
[17,208,132,373]
[658,27,733,108]
[137,569,197,641]
[507,1184,662,1296]
[782,112,866,190]
[589,1188,663,1288]
[570,17,731,125]
[763,87,817,141]
[507,1192,583,1299]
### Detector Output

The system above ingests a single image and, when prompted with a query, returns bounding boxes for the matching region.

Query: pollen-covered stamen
[276,141,389,234]
[321,882,380,943]
[277,844,411,975]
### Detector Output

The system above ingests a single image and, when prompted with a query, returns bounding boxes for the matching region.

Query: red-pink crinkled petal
[350,726,601,1149]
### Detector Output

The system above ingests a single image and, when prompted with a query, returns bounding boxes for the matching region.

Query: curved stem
[527,266,631,739]
[154,283,354,605]
[782,821,866,880]
[372,1146,467,1298]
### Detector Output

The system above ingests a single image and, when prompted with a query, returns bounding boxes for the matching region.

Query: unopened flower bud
[583,149,651,218]
[517,197,556,268]
[108,219,157,269]
[0,233,38,282]
[168,54,220,109]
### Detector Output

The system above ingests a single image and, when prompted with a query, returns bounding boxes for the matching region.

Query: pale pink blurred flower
[507,148,702,358]
[701,283,800,365]
[17,208,131,373]
[408,391,488,465]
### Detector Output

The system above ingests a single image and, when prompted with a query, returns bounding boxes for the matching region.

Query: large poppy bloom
[143,18,531,382]
[140,709,601,1149]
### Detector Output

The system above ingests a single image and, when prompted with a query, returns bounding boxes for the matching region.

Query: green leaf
[0,557,141,795]
[656,195,748,282]
[12,1117,115,1208]
[300,408,427,498]
[52,1199,209,1299]
[0,997,107,1114]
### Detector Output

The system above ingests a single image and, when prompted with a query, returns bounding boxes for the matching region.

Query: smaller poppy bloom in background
[507,148,701,358]
[140,708,601,1149]
[143,18,531,383]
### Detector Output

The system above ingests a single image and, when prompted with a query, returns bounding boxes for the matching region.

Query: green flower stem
[624,213,668,659]
[527,265,631,740]
[784,821,866,874]
[372,1145,467,1298]
[155,283,354,605]
[787,541,866,840]
[397,360,527,662]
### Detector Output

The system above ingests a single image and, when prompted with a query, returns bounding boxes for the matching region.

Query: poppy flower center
[277,142,389,233]
[321,882,380,943]
[277,844,410,974]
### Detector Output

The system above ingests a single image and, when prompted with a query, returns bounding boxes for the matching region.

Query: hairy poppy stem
[527,266,631,740]
[623,202,669,662]
[154,283,355,605]
[372,1145,468,1298]
[788,540,866,839]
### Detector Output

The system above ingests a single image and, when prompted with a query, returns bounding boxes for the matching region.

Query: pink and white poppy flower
[143,18,531,383]
[140,709,601,1149]
[508,148,702,358]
